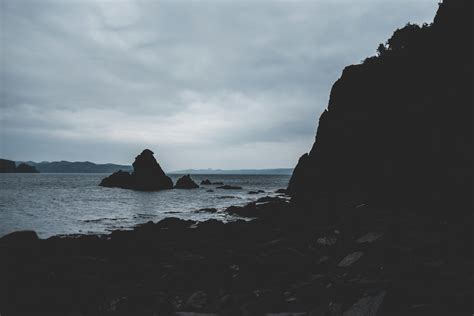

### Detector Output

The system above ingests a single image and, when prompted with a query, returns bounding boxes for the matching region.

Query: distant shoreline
[3,159,293,175]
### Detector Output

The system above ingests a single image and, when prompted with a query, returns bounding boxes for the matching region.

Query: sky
[0,0,439,171]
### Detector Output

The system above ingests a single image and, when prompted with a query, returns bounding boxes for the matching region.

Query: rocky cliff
[288,0,472,214]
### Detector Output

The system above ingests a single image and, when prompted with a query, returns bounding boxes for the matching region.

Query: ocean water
[0,173,290,238]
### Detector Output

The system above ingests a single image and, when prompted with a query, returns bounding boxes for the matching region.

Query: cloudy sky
[1,0,438,170]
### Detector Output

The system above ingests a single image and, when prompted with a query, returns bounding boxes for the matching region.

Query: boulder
[99,149,173,191]
[175,175,199,189]
[200,179,212,185]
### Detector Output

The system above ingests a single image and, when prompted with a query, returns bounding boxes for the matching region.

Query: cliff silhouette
[288,0,472,215]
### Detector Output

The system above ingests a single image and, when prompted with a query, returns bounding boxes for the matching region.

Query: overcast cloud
[0,0,438,170]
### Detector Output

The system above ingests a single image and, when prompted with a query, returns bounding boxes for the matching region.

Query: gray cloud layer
[1,0,438,169]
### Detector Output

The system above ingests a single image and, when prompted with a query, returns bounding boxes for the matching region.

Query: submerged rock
[175,175,199,189]
[99,149,173,191]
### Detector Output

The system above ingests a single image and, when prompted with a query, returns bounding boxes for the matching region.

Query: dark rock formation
[200,179,212,185]
[99,170,132,188]
[99,149,173,191]
[0,159,39,173]
[288,0,472,214]
[248,190,265,194]
[216,185,242,190]
[175,175,199,189]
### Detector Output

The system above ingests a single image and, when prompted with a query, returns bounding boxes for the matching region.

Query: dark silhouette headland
[0,159,39,173]
[0,1,472,315]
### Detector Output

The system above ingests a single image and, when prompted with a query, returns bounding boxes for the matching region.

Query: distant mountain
[18,161,133,173]
[170,168,293,175]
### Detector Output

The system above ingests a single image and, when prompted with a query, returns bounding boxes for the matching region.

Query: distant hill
[18,161,133,173]
[0,159,39,173]
[170,168,293,175]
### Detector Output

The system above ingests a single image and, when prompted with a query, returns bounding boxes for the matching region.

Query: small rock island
[99,149,173,191]
[174,174,199,189]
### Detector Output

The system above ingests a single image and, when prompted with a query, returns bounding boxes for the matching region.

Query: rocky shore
[1,196,471,315]
[1,1,471,315]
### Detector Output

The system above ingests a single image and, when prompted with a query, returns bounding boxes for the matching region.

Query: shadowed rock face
[99,149,173,191]
[288,0,472,213]
[175,174,199,189]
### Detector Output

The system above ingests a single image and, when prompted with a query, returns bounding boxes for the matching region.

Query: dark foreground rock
[175,175,199,189]
[0,199,471,315]
[99,149,173,191]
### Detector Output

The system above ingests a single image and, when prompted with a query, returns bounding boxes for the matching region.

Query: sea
[0,173,290,238]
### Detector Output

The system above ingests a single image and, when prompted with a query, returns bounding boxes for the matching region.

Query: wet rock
[256,196,285,204]
[217,185,242,190]
[185,291,208,310]
[217,196,238,199]
[0,230,39,244]
[317,236,338,246]
[248,190,265,194]
[206,189,214,192]
[194,208,218,213]
[99,149,173,191]
[338,252,364,267]
[225,204,257,217]
[200,179,212,185]
[175,175,199,189]
[275,189,288,194]
[356,232,383,244]
[342,291,386,316]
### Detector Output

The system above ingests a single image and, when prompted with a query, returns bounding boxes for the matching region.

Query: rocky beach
[1,1,472,315]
